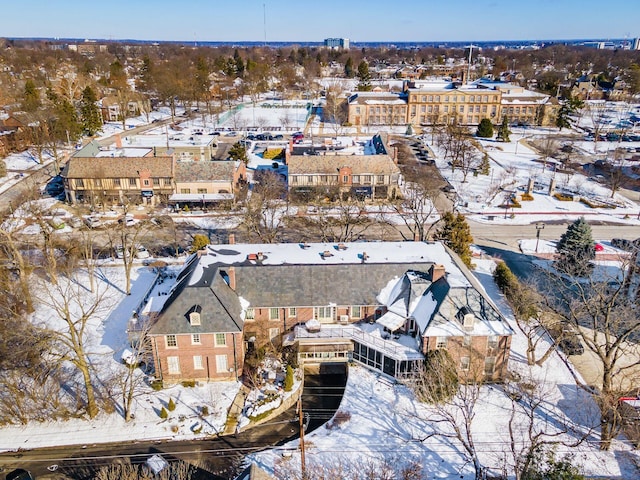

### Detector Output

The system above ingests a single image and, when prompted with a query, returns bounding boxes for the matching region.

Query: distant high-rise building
[633,37,640,50]
[324,37,350,50]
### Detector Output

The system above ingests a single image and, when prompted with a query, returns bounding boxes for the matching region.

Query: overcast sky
[2,0,638,43]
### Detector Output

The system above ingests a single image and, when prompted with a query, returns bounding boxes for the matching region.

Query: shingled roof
[63,156,174,178]
[150,266,243,335]
[233,262,435,307]
[287,154,399,175]
[175,161,238,183]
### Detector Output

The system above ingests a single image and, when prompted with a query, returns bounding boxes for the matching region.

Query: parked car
[136,246,150,259]
[84,216,101,228]
[612,238,635,251]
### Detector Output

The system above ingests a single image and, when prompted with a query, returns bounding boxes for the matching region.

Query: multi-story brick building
[346,80,553,128]
[146,241,513,384]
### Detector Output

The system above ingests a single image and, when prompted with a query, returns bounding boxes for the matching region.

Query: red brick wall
[423,334,511,382]
[152,331,244,384]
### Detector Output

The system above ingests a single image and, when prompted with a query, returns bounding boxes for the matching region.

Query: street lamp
[535,222,545,253]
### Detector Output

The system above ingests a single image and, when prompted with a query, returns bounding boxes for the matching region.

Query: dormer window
[189,305,202,326]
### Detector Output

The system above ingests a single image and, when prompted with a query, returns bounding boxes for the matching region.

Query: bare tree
[324,80,348,137]
[536,252,640,450]
[106,209,149,295]
[535,137,560,171]
[95,457,195,480]
[36,267,117,418]
[389,172,439,241]
[0,226,35,313]
[501,370,591,479]
[242,170,288,243]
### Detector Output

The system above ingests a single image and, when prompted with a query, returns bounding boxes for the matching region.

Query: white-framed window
[215,333,227,347]
[351,306,361,318]
[461,356,470,371]
[245,308,255,320]
[167,356,180,374]
[288,307,297,317]
[269,328,280,341]
[166,335,177,348]
[315,306,333,320]
[484,356,496,376]
[193,355,203,370]
[436,337,447,349]
[269,308,279,320]
[215,354,228,373]
[488,335,499,349]
[463,335,472,347]
[192,333,201,345]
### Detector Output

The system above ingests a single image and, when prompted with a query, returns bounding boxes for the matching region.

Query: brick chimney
[115,133,122,149]
[228,233,235,245]
[228,266,236,290]
[430,264,446,282]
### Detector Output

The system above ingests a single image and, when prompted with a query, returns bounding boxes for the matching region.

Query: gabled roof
[287,154,399,176]
[63,155,174,179]
[175,161,238,183]
[150,263,243,335]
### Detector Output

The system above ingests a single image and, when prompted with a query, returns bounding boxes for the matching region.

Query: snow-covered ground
[0,241,638,478]
[248,256,640,479]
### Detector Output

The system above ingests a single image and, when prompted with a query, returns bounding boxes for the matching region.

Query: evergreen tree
[496,116,511,142]
[555,96,584,131]
[109,60,128,90]
[190,234,210,253]
[167,397,176,411]
[22,79,40,112]
[478,152,490,175]
[344,57,354,78]
[555,216,595,277]
[476,118,494,138]
[434,211,474,268]
[233,49,245,77]
[356,60,372,91]
[284,365,294,392]
[138,55,154,92]
[53,98,83,143]
[414,349,459,404]
[228,142,248,163]
[80,86,102,136]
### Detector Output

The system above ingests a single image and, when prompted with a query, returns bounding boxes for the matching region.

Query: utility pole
[298,397,306,479]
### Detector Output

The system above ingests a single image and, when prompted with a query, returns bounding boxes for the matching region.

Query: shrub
[150,379,163,391]
[476,118,494,138]
[159,407,168,419]
[493,261,519,294]
[193,424,203,434]
[284,365,294,392]
[201,405,209,416]
[0,159,6,178]
[190,234,210,252]
[521,193,534,201]
[167,398,176,411]
[171,424,179,433]
[553,192,573,201]
[181,380,196,388]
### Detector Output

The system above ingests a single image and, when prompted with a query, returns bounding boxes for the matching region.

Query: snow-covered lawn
[0,264,239,452]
